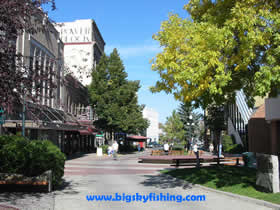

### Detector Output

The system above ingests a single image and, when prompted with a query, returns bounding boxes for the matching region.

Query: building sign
[59,27,91,43]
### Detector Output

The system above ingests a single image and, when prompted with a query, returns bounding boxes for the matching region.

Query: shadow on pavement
[0,191,45,203]
[66,152,92,160]
[53,178,86,195]
[140,173,194,190]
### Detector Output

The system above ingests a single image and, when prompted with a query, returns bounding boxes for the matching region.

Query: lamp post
[21,74,27,137]
[22,91,25,137]
[187,115,195,143]
[0,108,4,135]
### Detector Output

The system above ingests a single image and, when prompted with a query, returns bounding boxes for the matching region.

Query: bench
[173,158,202,167]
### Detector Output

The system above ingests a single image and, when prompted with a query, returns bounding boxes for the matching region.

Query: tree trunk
[214,130,221,165]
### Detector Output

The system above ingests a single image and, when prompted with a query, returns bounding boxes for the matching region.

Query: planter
[0,170,52,192]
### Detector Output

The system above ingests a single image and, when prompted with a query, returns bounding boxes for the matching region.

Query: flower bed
[0,170,52,192]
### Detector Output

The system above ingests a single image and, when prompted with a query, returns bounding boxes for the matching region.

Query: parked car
[147,142,162,149]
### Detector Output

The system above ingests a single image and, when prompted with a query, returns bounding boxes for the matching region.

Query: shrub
[0,135,66,187]
[172,144,184,150]
[24,140,66,186]
[222,135,234,152]
[226,144,245,154]
[0,136,29,174]
[101,145,109,154]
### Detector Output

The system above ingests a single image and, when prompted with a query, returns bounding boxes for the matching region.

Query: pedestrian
[218,143,223,157]
[112,141,119,160]
[108,145,113,156]
[163,142,169,155]
[193,143,200,168]
[209,143,214,153]
[187,141,191,151]
[170,142,174,151]
[137,143,141,152]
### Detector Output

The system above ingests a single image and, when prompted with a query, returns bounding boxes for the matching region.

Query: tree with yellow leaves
[151,0,280,108]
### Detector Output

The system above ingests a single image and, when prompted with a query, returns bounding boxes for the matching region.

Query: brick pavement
[0,150,276,210]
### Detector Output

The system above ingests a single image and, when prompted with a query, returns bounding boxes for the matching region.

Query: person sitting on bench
[163,142,169,155]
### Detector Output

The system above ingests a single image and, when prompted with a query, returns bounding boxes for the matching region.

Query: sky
[49,0,190,123]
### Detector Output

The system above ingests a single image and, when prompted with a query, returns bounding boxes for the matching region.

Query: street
[0,151,276,210]
[54,151,274,210]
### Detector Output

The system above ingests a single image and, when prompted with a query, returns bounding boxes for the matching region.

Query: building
[248,96,280,155]
[227,89,280,153]
[226,90,254,149]
[143,107,159,143]
[55,19,105,86]
[3,15,103,155]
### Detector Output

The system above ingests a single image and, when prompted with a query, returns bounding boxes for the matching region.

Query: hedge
[0,135,66,187]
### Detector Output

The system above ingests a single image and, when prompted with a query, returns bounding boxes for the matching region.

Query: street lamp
[22,91,25,137]
[22,74,28,137]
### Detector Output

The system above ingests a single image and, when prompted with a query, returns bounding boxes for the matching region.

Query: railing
[235,90,253,124]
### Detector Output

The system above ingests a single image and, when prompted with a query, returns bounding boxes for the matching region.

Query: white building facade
[55,19,105,86]
[143,107,159,143]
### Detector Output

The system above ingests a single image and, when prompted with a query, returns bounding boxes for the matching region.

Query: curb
[163,174,280,210]
[0,203,19,210]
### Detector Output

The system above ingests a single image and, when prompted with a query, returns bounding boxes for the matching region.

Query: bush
[222,135,234,152]
[172,144,184,151]
[101,145,109,154]
[226,144,245,154]
[0,135,66,187]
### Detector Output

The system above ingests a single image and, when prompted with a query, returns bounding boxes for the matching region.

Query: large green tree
[161,110,186,144]
[151,0,280,108]
[178,102,201,142]
[89,49,149,135]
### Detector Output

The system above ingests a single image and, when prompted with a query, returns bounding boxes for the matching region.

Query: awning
[126,136,149,140]
[78,130,91,135]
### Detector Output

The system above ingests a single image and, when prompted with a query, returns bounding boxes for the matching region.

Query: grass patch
[162,165,280,205]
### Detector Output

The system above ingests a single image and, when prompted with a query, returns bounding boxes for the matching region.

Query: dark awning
[126,136,149,141]
[78,130,91,135]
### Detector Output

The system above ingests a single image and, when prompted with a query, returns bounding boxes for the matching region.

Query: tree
[151,0,280,108]
[0,0,56,109]
[205,103,226,153]
[178,102,201,143]
[89,49,149,137]
[0,0,56,135]
[161,110,185,145]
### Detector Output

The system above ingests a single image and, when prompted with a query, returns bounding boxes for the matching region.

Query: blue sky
[49,0,190,123]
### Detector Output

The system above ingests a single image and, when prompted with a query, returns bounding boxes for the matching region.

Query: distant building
[143,107,159,142]
[55,19,105,86]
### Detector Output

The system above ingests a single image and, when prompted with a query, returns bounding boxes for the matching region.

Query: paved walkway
[0,150,277,210]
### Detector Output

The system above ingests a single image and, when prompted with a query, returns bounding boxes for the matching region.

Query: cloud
[105,44,162,58]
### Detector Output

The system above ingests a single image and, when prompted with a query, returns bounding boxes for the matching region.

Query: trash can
[242,152,256,168]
